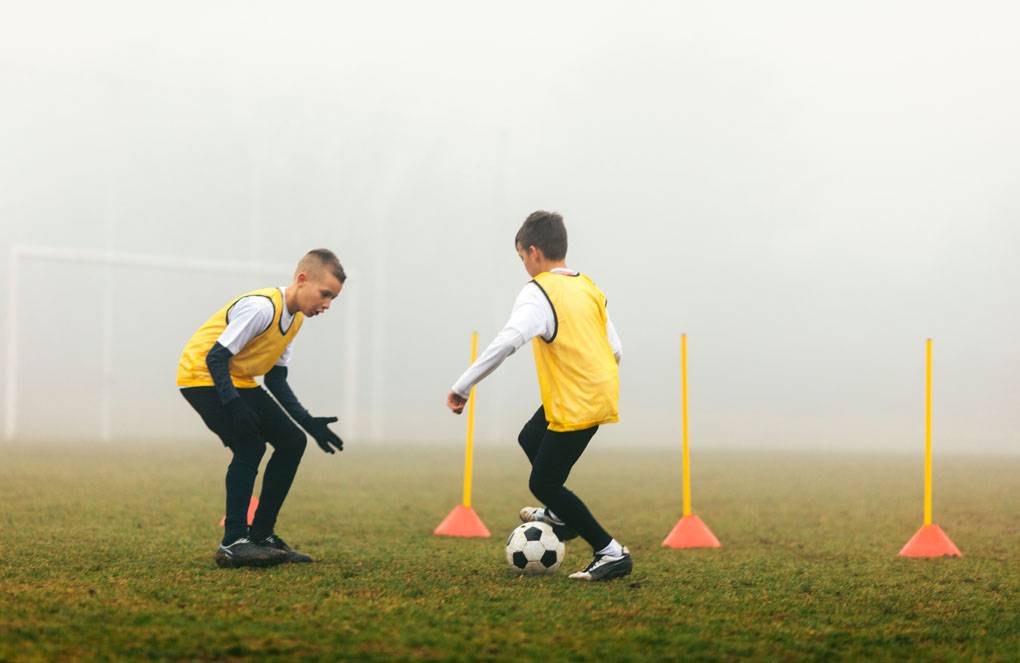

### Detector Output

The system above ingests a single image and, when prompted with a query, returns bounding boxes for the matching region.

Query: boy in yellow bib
[178,249,346,568]
[446,212,631,581]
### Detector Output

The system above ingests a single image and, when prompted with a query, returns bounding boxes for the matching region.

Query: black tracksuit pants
[517,405,613,552]
[181,386,307,545]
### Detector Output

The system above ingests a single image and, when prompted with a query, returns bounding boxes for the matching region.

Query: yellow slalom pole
[898,335,960,556]
[462,331,479,508]
[924,338,932,526]
[682,333,692,517]
[663,331,721,549]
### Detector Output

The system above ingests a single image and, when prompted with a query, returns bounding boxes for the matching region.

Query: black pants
[181,386,307,544]
[517,405,613,552]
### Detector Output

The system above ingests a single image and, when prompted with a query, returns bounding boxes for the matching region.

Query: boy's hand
[226,397,261,439]
[446,391,467,414]
[302,416,344,454]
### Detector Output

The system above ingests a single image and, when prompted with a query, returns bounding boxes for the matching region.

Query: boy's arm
[263,365,309,422]
[447,284,552,412]
[206,342,241,404]
[205,342,261,439]
[606,311,622,365]
[204,297,275,437]
[264,365,343,454]
[205,297,275,403]
[450,327,525,397]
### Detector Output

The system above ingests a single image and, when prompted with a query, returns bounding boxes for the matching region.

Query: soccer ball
[505,522,565,575]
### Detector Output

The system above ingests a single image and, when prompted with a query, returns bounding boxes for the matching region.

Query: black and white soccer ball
[505,522,565,575]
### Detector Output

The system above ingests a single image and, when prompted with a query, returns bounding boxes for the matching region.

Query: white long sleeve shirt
[451,268,621,398]
[216,287,296,367]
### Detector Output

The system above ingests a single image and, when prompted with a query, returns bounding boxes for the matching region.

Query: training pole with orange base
[434,331,491,538]
[899,338,961,558]
[663,334,721,549]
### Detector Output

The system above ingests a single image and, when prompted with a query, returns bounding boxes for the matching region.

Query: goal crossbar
[4,244,293,440]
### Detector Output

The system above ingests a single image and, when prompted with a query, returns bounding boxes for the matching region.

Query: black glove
[225,397,261,441]
[302,415,344,454]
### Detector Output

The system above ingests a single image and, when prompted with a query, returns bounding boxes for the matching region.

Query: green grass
[1,442,1018,661]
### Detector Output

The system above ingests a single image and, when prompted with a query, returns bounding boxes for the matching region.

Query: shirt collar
[279,287,295,324]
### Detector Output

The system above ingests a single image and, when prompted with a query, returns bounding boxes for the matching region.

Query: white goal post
[4,244,357,441]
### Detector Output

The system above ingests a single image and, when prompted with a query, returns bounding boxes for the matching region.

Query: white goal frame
[4,244,357,441]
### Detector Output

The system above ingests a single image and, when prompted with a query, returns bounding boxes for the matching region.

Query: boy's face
[516,243,544,278]
[294,270,343,317]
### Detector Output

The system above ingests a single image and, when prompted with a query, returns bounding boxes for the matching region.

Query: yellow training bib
[176,288,303,388]
[530,272,619,432]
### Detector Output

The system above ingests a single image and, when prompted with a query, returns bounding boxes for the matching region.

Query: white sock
[596,539,623,557]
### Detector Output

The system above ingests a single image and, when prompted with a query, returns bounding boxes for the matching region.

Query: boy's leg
[517,406,577,539]
[224,442,267,544]
[247,388,307,542]
[180,387,289,568]
[180,388,269,546]
[516,405,548,463]
[528,426,613,552]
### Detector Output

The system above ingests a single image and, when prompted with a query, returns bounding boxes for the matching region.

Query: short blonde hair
[296,249,346,283]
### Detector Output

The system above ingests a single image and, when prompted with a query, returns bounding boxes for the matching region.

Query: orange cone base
[434,504,491,538]
[219,496,259,528]
[662,514,721,549]
[899,523,962,558]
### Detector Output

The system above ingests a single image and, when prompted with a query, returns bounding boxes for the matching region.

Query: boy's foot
[214,537,291,568]
[518,506,578,541]
[253,534,313,563]
[568,547,633,581]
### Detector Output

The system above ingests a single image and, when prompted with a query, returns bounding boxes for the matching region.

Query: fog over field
[2,1,1018,452]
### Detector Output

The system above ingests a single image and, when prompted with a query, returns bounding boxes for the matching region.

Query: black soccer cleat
[569,547,633,582]
[254,534,313,564]
[214,537,291,568]
[518,506,579,542]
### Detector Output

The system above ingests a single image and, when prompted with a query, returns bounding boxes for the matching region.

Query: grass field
[2,441,1019,661]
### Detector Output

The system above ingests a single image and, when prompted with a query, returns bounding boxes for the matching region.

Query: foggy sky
[2,0,1018,453]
